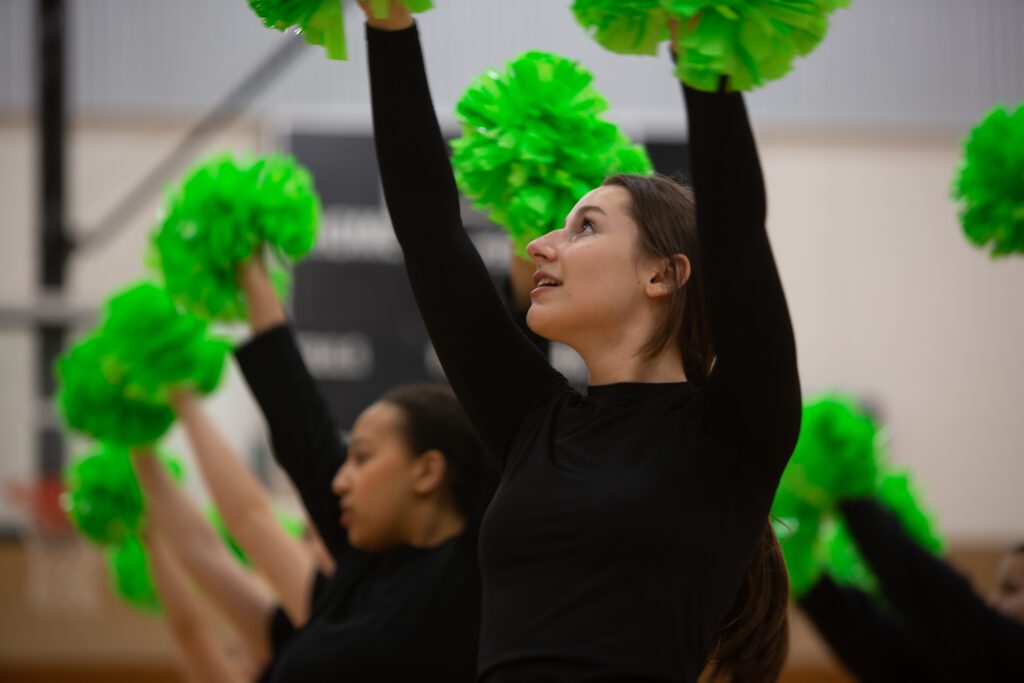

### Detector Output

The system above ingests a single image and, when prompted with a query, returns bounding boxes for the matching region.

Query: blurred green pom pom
[248,0,347,59]
[953,103,1024,257]
[151,153,320,321]
[64,446,186,546]
[452,51,652,256]
[776,393,883,513]
[572,0,849,91]
[55,334,176,447]
[64,445,144,546]
[100,282,230,400]
[107,534,161,613]
[572,0,668,55]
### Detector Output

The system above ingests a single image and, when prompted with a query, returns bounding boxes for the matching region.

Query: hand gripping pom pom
[774,393,883,514]
[64,445,145,546]
[572,0,850,91]
[953,103,1024,257]
[151,153,320,321]
[452,51,652,257]
[107,534,161,612]
[248,0,348,59]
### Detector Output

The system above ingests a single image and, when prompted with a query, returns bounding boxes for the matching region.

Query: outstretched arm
[681,76,801,474]
[363,3,562,461]
[131,450,276,665]
[841,498,1024,679]
[143,529,249,683]
[799,575,922,683]
[171,389,321,626]
[235,257,349,559]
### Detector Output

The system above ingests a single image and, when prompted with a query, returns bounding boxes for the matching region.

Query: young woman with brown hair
[361,3,800,681]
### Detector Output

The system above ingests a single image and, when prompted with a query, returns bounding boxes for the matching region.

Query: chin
[525,305,559,342]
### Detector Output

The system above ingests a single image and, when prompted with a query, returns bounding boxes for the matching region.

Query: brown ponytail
[605,173,790,681]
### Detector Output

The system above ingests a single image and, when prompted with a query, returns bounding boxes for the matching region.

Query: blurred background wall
[0,0,1022,680]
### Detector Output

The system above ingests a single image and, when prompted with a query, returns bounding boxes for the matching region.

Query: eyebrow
[577,205,607,216]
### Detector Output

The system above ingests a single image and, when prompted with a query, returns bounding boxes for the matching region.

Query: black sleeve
[234,324,348,560]
[840,498,1024,680]
[681,82,802,475]
[799,575,923,683]
[267,605,297,655]
[366,24,564,463]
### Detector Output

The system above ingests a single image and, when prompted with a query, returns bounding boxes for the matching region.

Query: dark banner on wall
[286,131,688,430]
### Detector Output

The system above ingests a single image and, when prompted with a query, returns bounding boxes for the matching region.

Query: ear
[643,254,691,300]
[411,449,448,497]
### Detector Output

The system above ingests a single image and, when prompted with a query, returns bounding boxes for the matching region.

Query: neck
[571,319,687,386]
[404,501,466,549]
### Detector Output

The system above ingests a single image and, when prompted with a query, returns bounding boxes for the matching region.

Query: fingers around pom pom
[151,153,320,322]
[953,103,1024,257]
[451,51,652,257]
[572,0,850,91]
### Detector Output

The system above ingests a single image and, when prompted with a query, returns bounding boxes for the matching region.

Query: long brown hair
[604,173,789,682]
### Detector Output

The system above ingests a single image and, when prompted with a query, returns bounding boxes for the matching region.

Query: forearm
[132,451,274,662]
[238,256,286,335]
[172,390,317,624]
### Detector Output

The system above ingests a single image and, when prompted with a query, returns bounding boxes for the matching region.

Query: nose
[526,231,558,265]
[331,463,351,496]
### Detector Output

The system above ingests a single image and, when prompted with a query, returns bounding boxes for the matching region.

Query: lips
[340,507,353,527]
[531,270,562,298]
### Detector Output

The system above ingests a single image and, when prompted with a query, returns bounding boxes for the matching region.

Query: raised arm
[171,389,321,626]
[799,575,921,683]
[363,5,561,458]
[840,498,1024,679]
[143,530,249,683]
[131,450,277,665]
[681,79,801,473]
[235,257,349,559]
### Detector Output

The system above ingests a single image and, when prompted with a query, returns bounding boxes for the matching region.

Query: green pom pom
[107,534,161,613]
[64,445,144,546]
[452,51,652,256]
[820,516,879,594]
[151,153,320,321]
[55,334,176,446]
[952,103,1024,257]
[775,512,823,598]
[572,0,849,91]
[572,1,668,56]
[775,393,883,513]
[248,0,348,60]
[100,282,230,400]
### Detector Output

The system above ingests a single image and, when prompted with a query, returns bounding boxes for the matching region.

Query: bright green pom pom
[248,0,347,59]
[572,0,849,91]
[953,103,1024,257]
[107,534,160,613]
[55,334,176,446]
[776,393,883,513]
[452,51,652,257]
[776,512,823,598]
[64,445,144,546]
[572,1,668,56]
[151,153,321,321]
[99,283,230,400]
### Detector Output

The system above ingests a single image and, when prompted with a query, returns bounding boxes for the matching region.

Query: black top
[367,24,800,682]
[801,499,1024,683]
[236,325,482,682]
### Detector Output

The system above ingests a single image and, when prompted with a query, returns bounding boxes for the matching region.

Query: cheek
[347,458,412,545]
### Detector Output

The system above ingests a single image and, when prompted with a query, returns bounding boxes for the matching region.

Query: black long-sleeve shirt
[801,499,1024,683]
[236,325,481,682]
[368,24,800,682]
